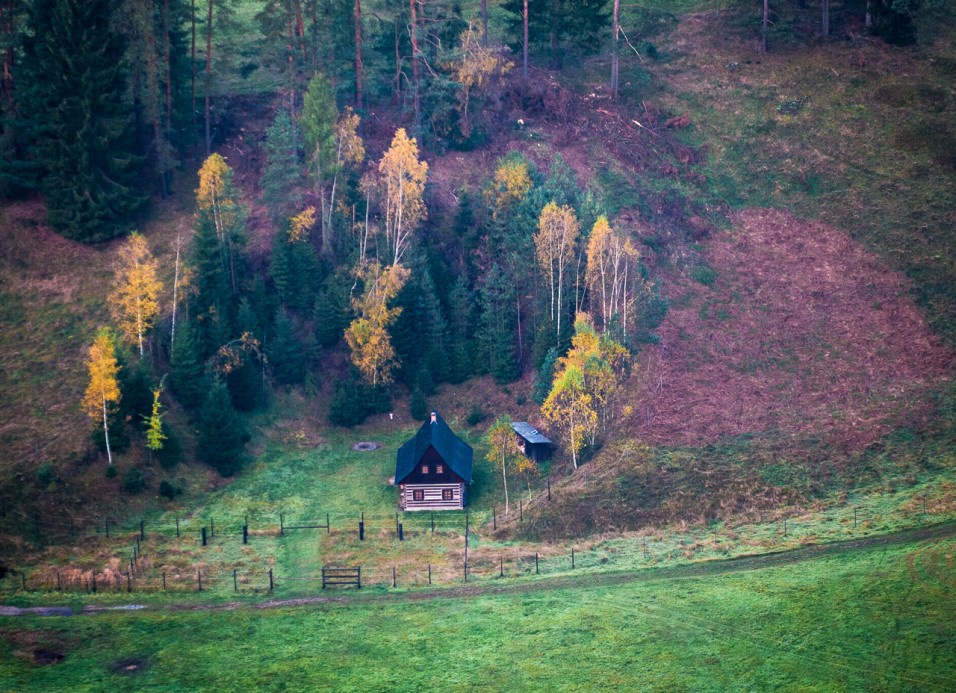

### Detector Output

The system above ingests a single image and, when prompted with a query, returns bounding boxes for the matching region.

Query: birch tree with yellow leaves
[486,414,518,514]
[542,314,630,469]
[344,262,410,385]
[451,20,513,139]
[535,202,580,340]
[82,329,122,465]
[585,216,640,336]
[109,232,163,357]
[377,128,427,266]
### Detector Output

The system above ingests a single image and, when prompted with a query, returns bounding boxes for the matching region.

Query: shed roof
[395,411,473,485]
[511,422,551,445]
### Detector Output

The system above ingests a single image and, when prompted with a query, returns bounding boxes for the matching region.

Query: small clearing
[633,208,954,447]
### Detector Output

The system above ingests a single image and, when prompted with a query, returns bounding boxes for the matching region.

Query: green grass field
[3,533,955,691]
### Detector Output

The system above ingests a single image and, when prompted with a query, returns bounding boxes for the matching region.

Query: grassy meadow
[2,534,955,691]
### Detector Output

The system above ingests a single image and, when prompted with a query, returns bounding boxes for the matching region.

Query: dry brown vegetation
[631,208,954,447]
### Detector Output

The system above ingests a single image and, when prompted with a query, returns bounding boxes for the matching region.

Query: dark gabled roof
[511,422,551,445]
[395,412,473,485]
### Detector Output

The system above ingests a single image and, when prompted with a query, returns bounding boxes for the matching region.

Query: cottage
[395,411,473,511]
[511,422,552,463]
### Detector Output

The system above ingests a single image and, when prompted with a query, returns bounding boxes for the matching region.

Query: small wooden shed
[511,422,552,463]
[395,411,473,511]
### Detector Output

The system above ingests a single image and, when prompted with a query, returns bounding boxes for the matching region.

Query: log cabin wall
[400,483,464,510]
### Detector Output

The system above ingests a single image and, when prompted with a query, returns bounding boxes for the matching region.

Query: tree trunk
[501,453,510,514]
[191,0,196,117]
[822,0,830,36]
[549,0,559,69]
[409,0,421,131]
[3,0,15,103]
[393,12,401,102]
[171,231,181,354]
[481,0,487,45]
[610,0,620,99]
[204,0,213,155]
[523,0,528,79]
[761,0,769,53]
[354,0,363,108]
[163,0,172,193]
[102,397,113,466]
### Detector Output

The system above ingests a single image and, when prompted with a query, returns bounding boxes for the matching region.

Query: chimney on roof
[430,411,437,424]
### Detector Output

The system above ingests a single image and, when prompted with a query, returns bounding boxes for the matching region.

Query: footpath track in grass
[3,519,955,617]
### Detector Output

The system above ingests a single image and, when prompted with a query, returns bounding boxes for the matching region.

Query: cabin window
[436,465,444,474]
[421,465,428,474]
[412,489,424,501]
[442,488,454,501]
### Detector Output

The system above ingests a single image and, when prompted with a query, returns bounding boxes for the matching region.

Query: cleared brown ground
[630,207,954,447]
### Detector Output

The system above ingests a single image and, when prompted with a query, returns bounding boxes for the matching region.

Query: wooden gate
[321,566,361,589]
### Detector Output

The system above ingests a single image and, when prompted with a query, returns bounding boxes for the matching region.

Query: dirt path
[3,521,954,618]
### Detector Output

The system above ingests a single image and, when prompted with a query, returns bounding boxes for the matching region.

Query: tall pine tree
[23,0,146,241]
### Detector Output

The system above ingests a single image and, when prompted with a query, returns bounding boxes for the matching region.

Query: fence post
[162,572,166,591]
[243,525,248,545]
[783,518,788,537]
[357,567,361,589]
[140,519,145,541]
[327,512,330,534]
[234,569,238,592]
[431,512,435,534]
[493,507,496,530]
[105,518,110,538]
[201,527,207,546]
[392,566,396,588]
[280,513,284,535]
[854,507,857,528]
[520,499,523,523]
[92,574,96,593]
[398,523,404,541]
[548,478,551,500]
[269,569,274,591]
[428,563,431,585]
[175,518,179,538]
[197,570,202,592]
[210,518,215,538]
[499,557,503,578]
[56,571,61,592]
[571,547,575,569]
[359,519,365,541]
[535,552,539,574]
[643,538,648,559]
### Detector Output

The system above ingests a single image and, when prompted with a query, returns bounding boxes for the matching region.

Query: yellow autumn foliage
[109,233,162,356]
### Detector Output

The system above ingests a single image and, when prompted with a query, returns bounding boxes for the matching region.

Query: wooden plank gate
[321,566,361,589]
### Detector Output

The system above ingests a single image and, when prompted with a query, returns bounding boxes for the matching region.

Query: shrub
[105,465,118,479]
[467,405,486,426]
[690,264,717,286]
[124,467,145,493]
[159,480,181,500]
[35,463,57,489]
[409,388,429,421]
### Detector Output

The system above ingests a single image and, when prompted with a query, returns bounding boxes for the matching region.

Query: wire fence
[1,491,950,598]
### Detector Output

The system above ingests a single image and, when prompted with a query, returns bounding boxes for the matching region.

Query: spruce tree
[198,377,248,477]
[23,0,146,242]
[228,298,266,411]
[477,263,520,383]
[447,276,475,383]
[261,109,303,229]
[169,319,205,408]
[269,306,305,385]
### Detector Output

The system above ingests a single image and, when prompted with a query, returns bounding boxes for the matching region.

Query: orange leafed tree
[485,158,532,219]
[82,329,122,465]
[377,128,427,266]
[451,19,512,137]
[109,232,162,357]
